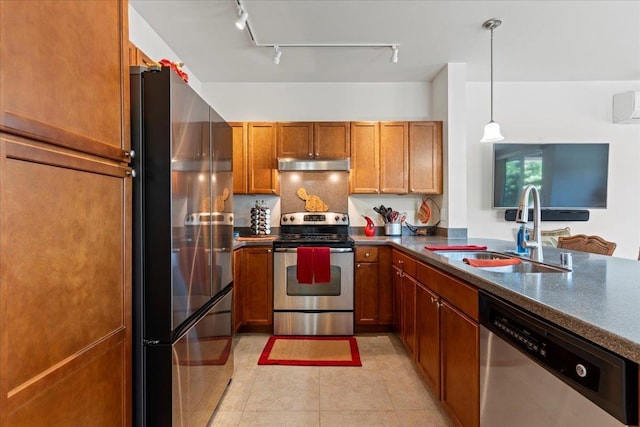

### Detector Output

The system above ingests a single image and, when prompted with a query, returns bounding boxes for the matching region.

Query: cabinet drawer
[392,250,416,278]
[356,246,379,262]
[417,261,478,321]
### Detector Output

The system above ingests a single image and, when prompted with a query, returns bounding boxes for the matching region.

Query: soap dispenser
[516,224,530,254]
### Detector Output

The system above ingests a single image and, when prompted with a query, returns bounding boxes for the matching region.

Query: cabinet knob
[125,150,135,158]
[308,152,313,158]
[398,260,404,265]
[126,169,136,178]
[267,249,272,253]
[271,189,276,194]
[365,252,370,258]
[356,264,361,269]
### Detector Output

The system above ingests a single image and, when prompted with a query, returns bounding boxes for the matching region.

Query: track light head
[273,45,282,65]
[391,45,399,63]
[235,10,248,30]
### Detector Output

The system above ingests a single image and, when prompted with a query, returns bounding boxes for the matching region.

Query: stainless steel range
[273,212,354,335]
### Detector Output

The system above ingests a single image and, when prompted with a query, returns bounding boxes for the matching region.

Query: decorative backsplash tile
[280,171,349,213]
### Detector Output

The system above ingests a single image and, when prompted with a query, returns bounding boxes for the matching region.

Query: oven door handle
[273,247,353,253]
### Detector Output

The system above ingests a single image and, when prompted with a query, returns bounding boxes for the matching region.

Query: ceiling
[130,0,640,84]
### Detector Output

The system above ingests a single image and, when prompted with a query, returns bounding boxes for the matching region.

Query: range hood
[277,157,350,172]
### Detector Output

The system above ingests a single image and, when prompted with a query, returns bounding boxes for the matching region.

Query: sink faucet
[515,185,543,263]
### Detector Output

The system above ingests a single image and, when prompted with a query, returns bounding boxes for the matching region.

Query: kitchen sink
[434,251,512,262]
[434,251,570,274]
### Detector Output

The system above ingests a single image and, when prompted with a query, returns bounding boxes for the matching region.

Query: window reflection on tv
[493,143,609,208]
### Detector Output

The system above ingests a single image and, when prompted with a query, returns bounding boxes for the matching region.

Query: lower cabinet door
[440,301,479,427]
[355,262,379,324]
[401,274,417,357]
[416,283,440,396]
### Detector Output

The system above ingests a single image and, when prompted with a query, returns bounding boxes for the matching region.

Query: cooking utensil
[397,212,407,223]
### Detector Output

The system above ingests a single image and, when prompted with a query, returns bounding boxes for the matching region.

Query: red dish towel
[296,247,315,284]
[425,245,488,251]
[463,258,522,267]
[313,247,331,283]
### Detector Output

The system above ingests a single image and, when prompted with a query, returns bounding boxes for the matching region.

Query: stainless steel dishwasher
[480,291,638,426]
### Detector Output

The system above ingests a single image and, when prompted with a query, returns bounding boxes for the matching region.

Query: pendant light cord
[490,26,494,122]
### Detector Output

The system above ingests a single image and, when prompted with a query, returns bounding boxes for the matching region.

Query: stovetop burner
[274,212,353,249]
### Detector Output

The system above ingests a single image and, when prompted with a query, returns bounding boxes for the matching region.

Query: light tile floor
[210,333,453,426]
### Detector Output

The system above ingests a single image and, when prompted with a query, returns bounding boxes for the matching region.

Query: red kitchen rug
[258,336,361,367]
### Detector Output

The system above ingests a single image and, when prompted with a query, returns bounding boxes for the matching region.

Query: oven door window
[285,266,341,296]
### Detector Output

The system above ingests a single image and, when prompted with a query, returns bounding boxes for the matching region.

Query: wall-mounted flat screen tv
[493,143,609,208]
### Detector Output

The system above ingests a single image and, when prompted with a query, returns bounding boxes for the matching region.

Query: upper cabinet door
[350,122,379,194]
[248,122,279,195]
[314,122,350,159]
[277,122,313,158]
[231,123,248,194]
[379,121,409,194]
[0,0,129,161]
[409,122,443,194]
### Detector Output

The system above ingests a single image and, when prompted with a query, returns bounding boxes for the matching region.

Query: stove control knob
[289,216,295,222]
[282,216,288,222]
[334,215,340,221]
[342,215,347,222]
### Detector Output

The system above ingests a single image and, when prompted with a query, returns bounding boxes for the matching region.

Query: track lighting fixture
[480,18,504,143]
[232,0,399,64]
[273,45,282,65]
[235,10,248,30]
[391,45,399,63]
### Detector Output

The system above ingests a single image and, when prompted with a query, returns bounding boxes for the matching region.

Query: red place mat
[258,336,361,367]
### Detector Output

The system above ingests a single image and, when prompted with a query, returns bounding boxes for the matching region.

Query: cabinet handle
[398,260,404,265]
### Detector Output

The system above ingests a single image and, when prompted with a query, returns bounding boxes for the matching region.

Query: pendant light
[480,18,504,143]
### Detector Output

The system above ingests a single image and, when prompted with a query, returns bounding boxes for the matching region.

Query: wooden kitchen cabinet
[277,122,350,159]
[233,122,279,195]
[415,260,480,427]
[128,40,153,67]
[409,121,443,194]
[355,246,380,325]
[314,122,350,158]
[380,121,409,194]
[350,121,380,193]
[392,249,418,357]
[440,301,479,427]
[239,247,273,328]
[231,122,248,194]
[350,121,442,195]
[0,2,131,426]
[0,0,130,159]
[355,245,392,330]
[416,282,440,394]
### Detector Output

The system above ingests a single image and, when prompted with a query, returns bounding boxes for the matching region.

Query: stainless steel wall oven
[272,212,354,335]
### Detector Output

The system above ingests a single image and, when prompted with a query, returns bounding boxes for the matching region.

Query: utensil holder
[385,223,401,236]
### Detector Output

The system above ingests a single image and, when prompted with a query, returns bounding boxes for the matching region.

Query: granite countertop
[354,234,640,364]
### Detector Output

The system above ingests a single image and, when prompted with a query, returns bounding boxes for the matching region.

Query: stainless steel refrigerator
[131,66,234,427]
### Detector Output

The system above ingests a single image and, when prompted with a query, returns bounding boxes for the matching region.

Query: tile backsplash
[279,171,349,213]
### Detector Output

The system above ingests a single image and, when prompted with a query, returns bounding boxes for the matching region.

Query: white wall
[128,5,202,93]
[466,81,640,259]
